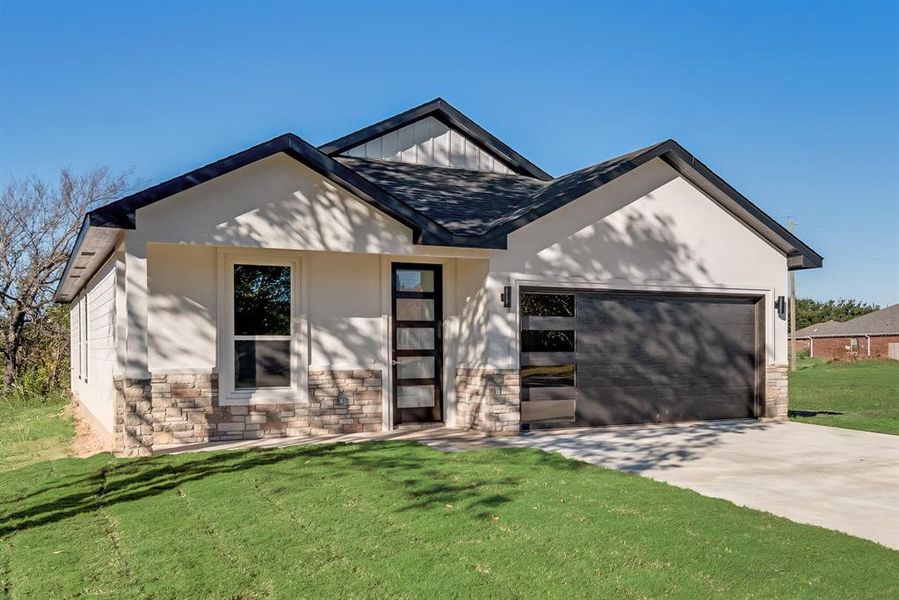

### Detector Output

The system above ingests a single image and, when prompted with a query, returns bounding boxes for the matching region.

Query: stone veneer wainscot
[764,364,789,420]
[455,368,520,434]
[114,369,382,456]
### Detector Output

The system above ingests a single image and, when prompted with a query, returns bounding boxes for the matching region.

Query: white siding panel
[364,138,382,159]
[464,139,480,170]
[342,116,515,174]
[431,120,451,166]
[479,152,494,172]
[381,130,401,160]
[398,124,417,163]
[414,119,433,164]
[449,129,466,169]
[71,258,117,435]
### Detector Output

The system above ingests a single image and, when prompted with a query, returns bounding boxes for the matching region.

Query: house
[796,304,899,359]
[56,98,823,456]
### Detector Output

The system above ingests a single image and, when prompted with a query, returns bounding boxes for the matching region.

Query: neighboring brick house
[56,98,822,456]
[796,304,899,360]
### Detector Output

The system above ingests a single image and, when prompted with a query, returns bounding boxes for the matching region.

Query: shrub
[0,365,69,409]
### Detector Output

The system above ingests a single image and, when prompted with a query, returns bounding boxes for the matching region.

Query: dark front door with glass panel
[392,264,443,425]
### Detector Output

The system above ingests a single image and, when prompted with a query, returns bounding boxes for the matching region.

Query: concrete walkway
[491,421,899,550]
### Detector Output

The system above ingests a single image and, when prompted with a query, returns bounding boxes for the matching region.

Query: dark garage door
[520,290,762,428]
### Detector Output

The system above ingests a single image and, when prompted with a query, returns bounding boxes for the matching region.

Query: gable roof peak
[318,97,553,181]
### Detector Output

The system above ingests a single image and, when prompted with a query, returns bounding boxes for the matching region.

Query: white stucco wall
[132,153,414,254]
[146,245,392,372]
[485,158,789,368]
[120,152,789,430]
[70,257,117,434]
[306,252,384,369]
[147,244,217,371]
[454,258,491,368]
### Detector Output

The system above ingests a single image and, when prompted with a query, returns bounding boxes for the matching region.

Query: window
[82,298,88,383]
[72,302,81,379]
[74,298,88,382]
[521,330,575,353]
[232,263,292,390]
[520,364,576,388]
[521,293,574,317]
[849,337,859,352]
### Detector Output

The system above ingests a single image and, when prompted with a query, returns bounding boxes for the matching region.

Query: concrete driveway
[492,421,899,550]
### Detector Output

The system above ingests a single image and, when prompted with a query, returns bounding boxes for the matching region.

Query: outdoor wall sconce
[500,285,512,309]
[774,296,787,320]
[336,391,349,407]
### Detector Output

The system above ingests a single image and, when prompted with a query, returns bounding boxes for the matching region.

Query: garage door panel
[521,289,760,428]
[576,384,679,425]
[576,384,754,425]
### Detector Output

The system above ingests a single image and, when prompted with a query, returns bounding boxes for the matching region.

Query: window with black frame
[519,292,576,426]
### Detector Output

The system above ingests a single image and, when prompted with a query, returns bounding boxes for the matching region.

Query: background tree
[0,168,128,394]
[793,298,880,331]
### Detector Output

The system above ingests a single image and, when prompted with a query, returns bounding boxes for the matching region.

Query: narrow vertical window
[73,301,81,380]
[82,298,89,383]
[232,264,292,389]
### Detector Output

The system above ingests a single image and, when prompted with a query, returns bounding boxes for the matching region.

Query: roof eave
[57,132,467,302]
[474,139,823,270]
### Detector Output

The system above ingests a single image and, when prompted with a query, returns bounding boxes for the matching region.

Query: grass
[0,395,73,472]
[789,357,899,435]
[1,442,897,599]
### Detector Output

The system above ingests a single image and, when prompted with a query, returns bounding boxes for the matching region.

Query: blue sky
[1,1,897,306]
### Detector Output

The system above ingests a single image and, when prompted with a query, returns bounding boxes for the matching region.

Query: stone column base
[455,368,520,434]
[764,364,789,420]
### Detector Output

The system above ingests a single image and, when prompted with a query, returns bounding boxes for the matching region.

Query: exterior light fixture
[774,296,787,320]
[500,286,512,308]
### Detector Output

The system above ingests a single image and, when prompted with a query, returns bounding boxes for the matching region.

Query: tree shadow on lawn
[0,441,526,537]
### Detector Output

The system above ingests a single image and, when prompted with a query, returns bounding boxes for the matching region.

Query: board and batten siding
[70,258,117,434]
[342,116,514,174]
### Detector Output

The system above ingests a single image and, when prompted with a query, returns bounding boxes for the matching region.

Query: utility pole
[789,219,797,372]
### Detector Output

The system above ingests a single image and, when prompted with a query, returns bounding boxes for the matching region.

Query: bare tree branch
[0,167,129,390]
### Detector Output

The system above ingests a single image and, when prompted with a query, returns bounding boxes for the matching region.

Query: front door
[391,263,443,425]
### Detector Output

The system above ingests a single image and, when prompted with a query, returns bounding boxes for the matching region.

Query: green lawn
[1,442,897,599]
[0,397,73,473]
[790,357,899,435]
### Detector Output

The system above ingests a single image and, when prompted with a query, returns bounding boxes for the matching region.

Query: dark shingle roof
[336,157,545,236]
[57,100,826,303]
[797,305,899,337]
[337,143,662,238]
[795,320,843,337]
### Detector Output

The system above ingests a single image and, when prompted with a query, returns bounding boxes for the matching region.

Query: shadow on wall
[512,195,714,286]
[136,156,774,456]
[132,159,417,456]
[502,190,773,434]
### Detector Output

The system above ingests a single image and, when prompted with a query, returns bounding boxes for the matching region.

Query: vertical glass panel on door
[396,269,435,293]
[234,264,291,335]
[396,327,435,350]
[234,340,291,388]
[396,298,435,321]
[396,356,436,380]
[396,385,436,408]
